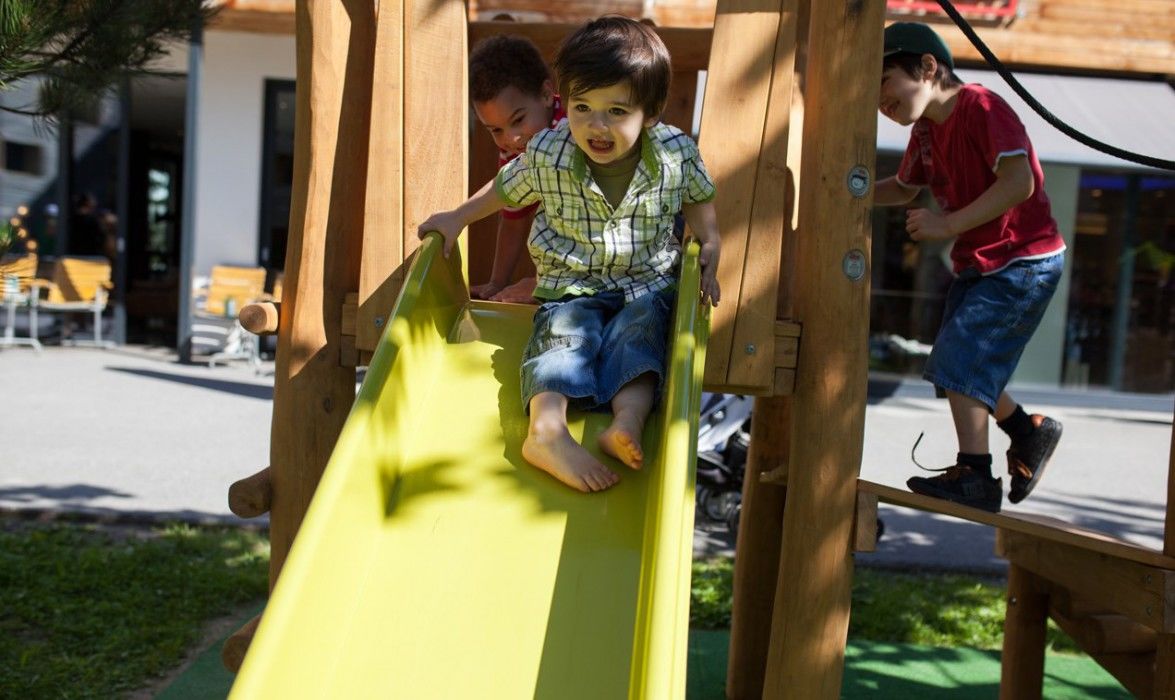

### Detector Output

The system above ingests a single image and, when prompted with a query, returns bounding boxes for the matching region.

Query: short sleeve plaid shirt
[495,120,716,302]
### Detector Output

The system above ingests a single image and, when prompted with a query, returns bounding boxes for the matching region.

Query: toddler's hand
[417,210,464,257]
[698,240,721,307]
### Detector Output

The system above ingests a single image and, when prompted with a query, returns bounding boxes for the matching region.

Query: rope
[934,0,1175,172]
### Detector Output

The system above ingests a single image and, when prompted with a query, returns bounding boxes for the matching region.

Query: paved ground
[2,345,1171,574]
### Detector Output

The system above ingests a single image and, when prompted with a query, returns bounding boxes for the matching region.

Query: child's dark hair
[469,35,551,103]
[554,16,671,119]
[883,52,963,89]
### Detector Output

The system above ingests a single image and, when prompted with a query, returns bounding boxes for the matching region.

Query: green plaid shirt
[495,120,716,302]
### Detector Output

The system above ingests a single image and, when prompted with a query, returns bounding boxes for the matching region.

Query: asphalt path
[2,346,1171,574]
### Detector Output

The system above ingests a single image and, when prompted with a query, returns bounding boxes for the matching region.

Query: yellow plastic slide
[232,234,709,698]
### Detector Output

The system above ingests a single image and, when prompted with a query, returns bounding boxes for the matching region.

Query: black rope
[935,0,1175,172]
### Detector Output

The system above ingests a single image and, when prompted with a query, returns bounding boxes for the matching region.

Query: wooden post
[356,0,405,352]
[725,2,806,693]
[1000,565,1049,699]
[1155,411,1175,698]
[268,0,374,586]
[762,1,882,696]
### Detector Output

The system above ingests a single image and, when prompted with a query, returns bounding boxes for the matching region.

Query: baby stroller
[695,393,753,534]
[694,394,885,544]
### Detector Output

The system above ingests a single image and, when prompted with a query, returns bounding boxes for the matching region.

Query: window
[3,141,44,176]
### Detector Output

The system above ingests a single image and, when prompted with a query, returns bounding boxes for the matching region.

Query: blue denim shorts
[924,253,1064,411]
[520,287,675,412]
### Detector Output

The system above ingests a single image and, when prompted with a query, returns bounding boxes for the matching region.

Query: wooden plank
[1048,607,1158,655]
[697,0,785,392]
[775,319,801,337]
[1156,634,1175,699]
[1000,530,1175,633]
[773,335,797,368]
[999,565,1048,699]
[268,0,373,587]
[772,368,795,396]
[724,1,806,689]
[403,0,468,291]
[865,479,1175,569]
[1165,406,1175,558]
[853,491,879,553]
[939,29,1175,75]
[721,0,797,391]
[726,393,791,700]
[765,0,883,696]
[1050,610,1156,698]
[662,69,699,135]
[341,293,357,337]
[357,0,404,353]
[468,22,713,73]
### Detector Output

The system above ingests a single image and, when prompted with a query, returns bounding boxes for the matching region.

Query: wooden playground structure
[224,0,1175,696]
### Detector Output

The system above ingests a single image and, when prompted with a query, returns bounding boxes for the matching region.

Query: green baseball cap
[883,22,954,71]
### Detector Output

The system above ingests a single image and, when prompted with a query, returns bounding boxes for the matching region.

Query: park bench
[28,256,112,347]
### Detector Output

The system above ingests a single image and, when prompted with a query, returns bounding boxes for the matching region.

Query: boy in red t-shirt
[468,35,566,303]
[874,23,1067,513]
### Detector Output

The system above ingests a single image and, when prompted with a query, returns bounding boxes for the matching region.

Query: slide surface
[232,235,708,699]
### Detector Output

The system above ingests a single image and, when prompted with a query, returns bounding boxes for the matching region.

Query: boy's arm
[473,213,532,299]
[682,200,721,307]
[874,176,921,206]
[417,179,508,257]
[906,155,1035,242]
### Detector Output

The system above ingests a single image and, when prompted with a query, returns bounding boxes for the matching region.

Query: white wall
[1011,163,1079,387]
[192,30,295,275]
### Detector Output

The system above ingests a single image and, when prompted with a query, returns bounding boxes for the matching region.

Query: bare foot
[522,426,620,492]
[599,418,644,470]
[491,277,538,304]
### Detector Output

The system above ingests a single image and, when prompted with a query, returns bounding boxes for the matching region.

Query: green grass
[3,521,1086,699]
[0,520,269,700]
[691,558,1079,653]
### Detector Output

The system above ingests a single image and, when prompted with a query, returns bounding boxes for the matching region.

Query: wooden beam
[1000,565,1048,699]
[356,0,405,353]
[764,0,883,696]
[267,0,373,586]
[228,466,273,518]
[726,393,790,700]
[1000,530,1175,633]
[1050,607,1156,698]
[1165,405,1175,558]
[867,479,1175,569]
[467,22,713,73]
[402,0,468,290]
[698,0,791,394]
[221,612,262,673]
[853,491,879,553]
[1156,634,1175,699]
[1048,607,1158,655]
[239,301,280,335]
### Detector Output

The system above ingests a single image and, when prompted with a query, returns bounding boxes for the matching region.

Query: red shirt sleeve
[968,88,1031,172]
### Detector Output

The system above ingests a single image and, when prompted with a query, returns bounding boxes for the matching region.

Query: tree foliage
[0,0,214,118]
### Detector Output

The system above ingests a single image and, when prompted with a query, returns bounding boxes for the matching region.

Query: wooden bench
[192,265,268,368]
[0,253,42,351]
[28,256,112,347]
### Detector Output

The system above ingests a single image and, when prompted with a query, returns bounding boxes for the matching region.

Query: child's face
[566,81,657,165]
[474,82,555,158]
[879,62,934,126]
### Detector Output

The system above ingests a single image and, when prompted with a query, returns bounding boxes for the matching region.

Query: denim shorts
[520,287,675,412]
[924,253,1064,411]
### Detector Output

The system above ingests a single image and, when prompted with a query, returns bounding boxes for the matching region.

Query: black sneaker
[1007,415,1062,504]
[907,465,1003,513]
